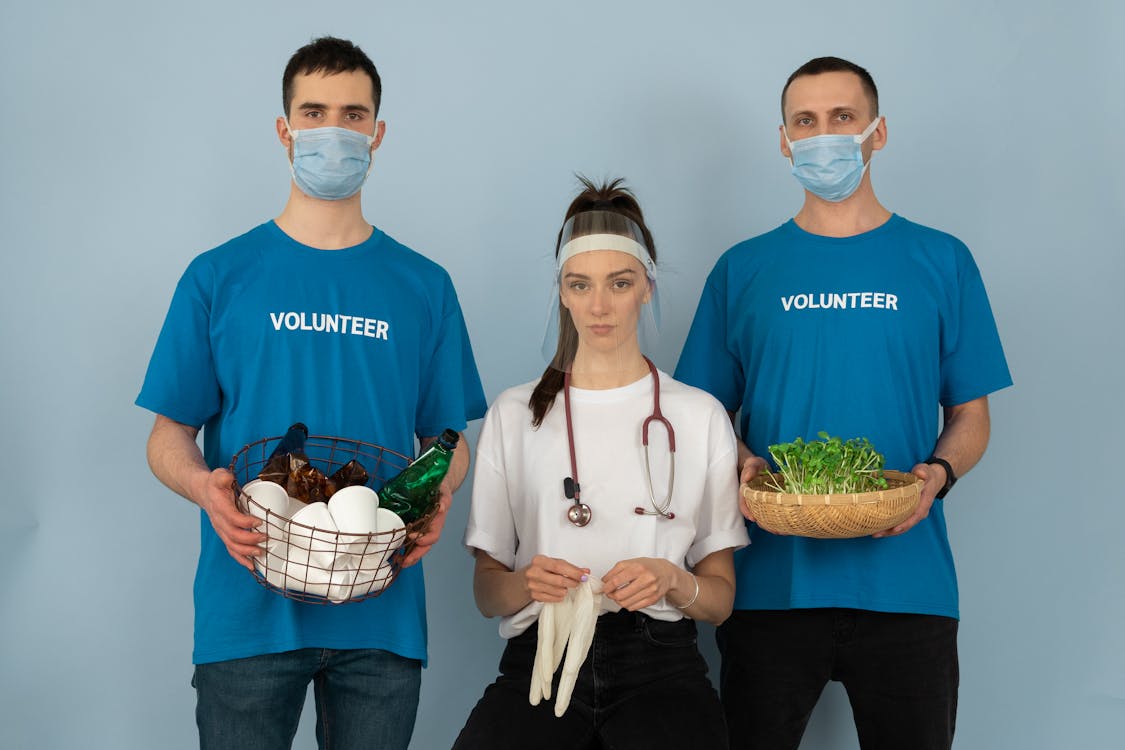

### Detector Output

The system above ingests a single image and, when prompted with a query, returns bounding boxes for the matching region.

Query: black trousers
[718,609,959,750]
[454,609,729,750]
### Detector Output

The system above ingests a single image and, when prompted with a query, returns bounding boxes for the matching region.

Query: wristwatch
[924,456,957,499]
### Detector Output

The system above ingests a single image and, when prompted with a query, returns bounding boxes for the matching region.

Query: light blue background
[2,1,1121,748]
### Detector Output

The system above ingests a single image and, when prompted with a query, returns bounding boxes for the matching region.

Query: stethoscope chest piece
[567,502,592,527]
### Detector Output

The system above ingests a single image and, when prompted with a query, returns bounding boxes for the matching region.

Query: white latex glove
[550,591,577,689]
[530,590,579,705]
[554,579,603,717]
[529,602,554,706]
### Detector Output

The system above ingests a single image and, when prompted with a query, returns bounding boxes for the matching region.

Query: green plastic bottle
[380,429,459,523]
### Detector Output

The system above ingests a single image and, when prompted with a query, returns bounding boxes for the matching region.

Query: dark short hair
[282,37,382,117]
[781,56,878,120]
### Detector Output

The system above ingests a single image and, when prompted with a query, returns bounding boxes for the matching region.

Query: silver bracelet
[674,574,700,610]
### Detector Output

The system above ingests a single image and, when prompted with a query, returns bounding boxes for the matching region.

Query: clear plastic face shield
[540,210,662,378]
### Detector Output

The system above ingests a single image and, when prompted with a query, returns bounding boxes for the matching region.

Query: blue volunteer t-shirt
[137,221,487,664]
[675,214,1011,619]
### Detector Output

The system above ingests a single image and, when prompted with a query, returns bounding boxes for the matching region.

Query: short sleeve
[463,404,518,568]
[939,248,1012,406]
[685,401,749,567]
[415,274,488,437]
[135,258,222,427]
[674,258,745,411]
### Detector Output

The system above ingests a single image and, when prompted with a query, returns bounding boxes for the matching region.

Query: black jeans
[718,609,958,750]
[454,609,728,750]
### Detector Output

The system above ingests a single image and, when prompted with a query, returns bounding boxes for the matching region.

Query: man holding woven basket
[137,37,486,750]
[676,57,1011,749]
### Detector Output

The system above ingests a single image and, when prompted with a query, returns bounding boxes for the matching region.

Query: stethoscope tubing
[562,356,677,525]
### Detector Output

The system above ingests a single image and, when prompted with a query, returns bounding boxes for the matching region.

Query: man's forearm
[147,415,211,506]
[728,410,763,475]
[736,439,760,474]
[148,415,262,568]
[931,396,991,480]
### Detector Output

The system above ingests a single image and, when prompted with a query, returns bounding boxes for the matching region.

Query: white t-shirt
[464,369,750,638]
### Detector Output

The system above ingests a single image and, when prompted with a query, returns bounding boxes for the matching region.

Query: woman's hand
[521,555,590,604]
[601,558,688,612]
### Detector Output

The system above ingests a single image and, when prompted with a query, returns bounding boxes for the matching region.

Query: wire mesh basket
[228,434,437,604]
[741,470,923,539]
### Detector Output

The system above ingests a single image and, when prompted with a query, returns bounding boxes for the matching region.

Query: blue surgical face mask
[784,117,882,202]
[284,120,376,201]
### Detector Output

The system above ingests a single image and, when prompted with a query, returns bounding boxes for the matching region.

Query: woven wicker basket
[741,470,923,539]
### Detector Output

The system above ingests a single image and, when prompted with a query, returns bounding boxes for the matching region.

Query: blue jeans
[193,648,421,750]
[717,609,958,750]
[454,609,728,750]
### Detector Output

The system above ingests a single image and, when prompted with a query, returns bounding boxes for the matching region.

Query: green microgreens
[762,431,889,494]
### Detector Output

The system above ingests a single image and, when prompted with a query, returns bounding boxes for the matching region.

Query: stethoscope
[561,356,677,527]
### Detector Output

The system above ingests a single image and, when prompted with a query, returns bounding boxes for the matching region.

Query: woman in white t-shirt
[454,178,749,749]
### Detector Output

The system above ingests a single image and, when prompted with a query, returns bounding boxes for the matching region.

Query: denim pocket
[640,617,698,648]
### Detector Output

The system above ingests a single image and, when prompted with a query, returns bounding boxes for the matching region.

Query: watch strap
[924,456,956,499]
